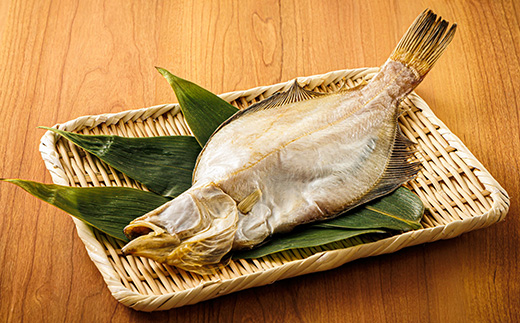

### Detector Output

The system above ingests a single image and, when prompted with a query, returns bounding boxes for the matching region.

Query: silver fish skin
[194,60,419,248]
[122,9,456,273]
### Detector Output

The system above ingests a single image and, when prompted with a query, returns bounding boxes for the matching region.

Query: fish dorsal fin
[196,81,326,174]
[249,79,325,111]
[210,80,325,136]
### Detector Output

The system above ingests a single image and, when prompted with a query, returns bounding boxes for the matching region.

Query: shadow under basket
[39,67,510,311]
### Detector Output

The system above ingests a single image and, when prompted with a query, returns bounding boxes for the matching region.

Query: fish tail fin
[390,9,457,78]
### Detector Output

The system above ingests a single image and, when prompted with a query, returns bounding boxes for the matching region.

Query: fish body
[122,10,457,273]
[195,61,419,249]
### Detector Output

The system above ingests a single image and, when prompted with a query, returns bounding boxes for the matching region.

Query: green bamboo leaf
[315,187,424,231]
[156,67,238,146]
[233,187,423,259]
[41,127,200,198]
[233,228,385,259]
[3,179,170,241]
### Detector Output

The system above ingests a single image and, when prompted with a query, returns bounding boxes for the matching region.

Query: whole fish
[122,9,456,273]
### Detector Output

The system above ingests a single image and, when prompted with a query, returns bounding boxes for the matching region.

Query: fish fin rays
[372,126,422,195]
[390,9,457,77]
[249,79,325,110]
[237,188,262,214]
[339,126,421,215]
[213,80,325,133]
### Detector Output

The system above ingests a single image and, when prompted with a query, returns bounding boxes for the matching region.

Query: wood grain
[0,0,518,321]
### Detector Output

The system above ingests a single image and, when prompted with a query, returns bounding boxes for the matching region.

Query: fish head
[122,184,238,273]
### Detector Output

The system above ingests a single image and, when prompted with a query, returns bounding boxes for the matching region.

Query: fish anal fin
[341,126,421,214]
[237,188,262,214]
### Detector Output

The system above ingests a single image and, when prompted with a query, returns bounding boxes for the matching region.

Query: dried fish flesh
[122,10,457,273]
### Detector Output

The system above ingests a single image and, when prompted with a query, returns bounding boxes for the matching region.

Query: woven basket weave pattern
[39,67,509,311]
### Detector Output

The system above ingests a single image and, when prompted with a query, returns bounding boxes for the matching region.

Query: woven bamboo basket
[39,67,509,311]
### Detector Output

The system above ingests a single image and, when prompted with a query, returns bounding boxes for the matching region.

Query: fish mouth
[123,220,166,239]
[121,221,180,263]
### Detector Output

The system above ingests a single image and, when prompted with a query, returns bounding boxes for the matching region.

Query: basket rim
[39,66,510,311]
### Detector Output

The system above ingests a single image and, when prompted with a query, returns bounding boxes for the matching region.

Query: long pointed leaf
[156,67,238,146]
[3,179,170,241]
[42,127,200,198]
[315,187,424,231]
[233,187,423,259]
[233,228,385,259]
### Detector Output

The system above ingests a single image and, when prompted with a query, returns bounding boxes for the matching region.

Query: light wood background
[0,0,518,322]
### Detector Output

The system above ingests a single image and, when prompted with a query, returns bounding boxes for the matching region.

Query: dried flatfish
[122,10,456,273]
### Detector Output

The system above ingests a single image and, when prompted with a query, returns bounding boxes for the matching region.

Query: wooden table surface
[1,0,518,322]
